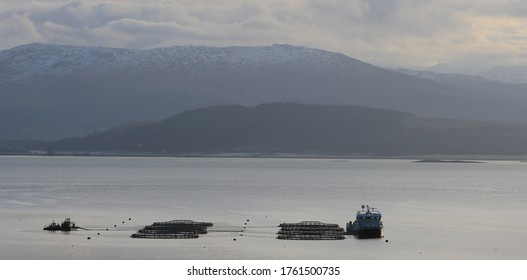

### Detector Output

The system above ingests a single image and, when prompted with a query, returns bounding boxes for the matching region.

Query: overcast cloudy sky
[1,0,526,68]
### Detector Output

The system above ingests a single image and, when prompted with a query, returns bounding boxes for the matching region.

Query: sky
[1,0,527,69]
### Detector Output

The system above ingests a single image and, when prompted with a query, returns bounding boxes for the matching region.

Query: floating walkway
[277,221,345,240]
[131,220,213,239]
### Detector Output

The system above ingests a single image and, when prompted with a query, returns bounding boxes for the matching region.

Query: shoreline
[2,151,527,161]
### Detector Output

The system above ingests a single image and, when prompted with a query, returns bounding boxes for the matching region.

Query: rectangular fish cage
[277,221,345,240]
[131,220,213,239]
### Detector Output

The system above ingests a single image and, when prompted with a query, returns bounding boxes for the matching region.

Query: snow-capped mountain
[393,68,490,84]
[0,43,366,84]
[0,43,140,83]
[2,43,527,140]
[394,68,527,104]
[428,62,527,84]
[476,66,527,84]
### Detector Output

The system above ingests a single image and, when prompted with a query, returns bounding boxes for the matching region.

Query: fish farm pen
[131,220,213,239]
[277,221,345,240]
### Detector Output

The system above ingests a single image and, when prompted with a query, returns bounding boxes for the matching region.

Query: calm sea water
[1,156,527,260]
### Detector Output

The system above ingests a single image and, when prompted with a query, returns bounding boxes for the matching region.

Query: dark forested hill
[49,103,527,156]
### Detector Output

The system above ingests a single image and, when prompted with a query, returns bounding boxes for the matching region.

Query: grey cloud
[87,19,202,48]
[0,11,44,47]
[473,1,527,17]
[363,0,399,23]
[0,0,526,69]
[187,2,264,24]
[28,1,116,29]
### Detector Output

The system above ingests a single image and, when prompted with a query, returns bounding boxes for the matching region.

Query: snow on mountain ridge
[428,62,527,84]
[0,43,367,84]
[394,68,491,84]
[0,43,142,82]
[477,66,527,84]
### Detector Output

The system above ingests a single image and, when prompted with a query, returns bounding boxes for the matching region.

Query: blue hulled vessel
[346,205,384,239]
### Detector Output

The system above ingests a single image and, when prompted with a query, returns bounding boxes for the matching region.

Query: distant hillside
[4,43,527,140]
[395,68,527,102]
[429,63,527,84]
[49,103,527,156]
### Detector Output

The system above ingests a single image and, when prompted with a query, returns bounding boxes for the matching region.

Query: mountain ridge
[3,43,527,140]
[0,43,368,83]
[48,103,527,156]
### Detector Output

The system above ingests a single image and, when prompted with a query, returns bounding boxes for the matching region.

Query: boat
[43,218,76,231]
[346,205,384,239]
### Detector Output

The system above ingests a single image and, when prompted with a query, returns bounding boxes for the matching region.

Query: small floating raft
[277,221,345,240]
[131,220,213,239]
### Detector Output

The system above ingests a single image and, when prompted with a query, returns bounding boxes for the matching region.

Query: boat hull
[355,227,383,239]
